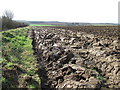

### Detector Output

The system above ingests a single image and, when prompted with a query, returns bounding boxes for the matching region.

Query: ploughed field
[52,26,119,39]
[31,26,120,89]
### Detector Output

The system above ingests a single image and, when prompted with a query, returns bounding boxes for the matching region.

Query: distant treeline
[1,10,29,31]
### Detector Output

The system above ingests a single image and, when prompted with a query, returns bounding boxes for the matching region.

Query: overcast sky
[0,0,119,23]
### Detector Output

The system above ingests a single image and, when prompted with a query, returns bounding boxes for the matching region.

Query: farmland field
[30,24,55,26]
[2,25,120,89]
[32,26,119,89]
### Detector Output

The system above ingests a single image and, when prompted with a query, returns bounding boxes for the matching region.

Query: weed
[92,68,105,80]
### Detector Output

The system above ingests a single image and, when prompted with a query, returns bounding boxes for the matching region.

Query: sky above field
[0,0,119,23]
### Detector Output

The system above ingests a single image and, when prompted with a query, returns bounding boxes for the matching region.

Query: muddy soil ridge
[31,26,120,89]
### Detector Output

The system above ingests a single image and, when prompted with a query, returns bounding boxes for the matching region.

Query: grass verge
[1,27,41,89]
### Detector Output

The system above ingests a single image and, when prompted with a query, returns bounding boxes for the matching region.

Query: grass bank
[1,27,41,89]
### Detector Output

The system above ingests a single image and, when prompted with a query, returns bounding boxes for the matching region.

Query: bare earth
[31,26,120,89]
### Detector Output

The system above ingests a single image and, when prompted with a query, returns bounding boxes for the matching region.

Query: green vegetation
[30,24,55,26]
[2,27,41,89]
[92,68,104,81]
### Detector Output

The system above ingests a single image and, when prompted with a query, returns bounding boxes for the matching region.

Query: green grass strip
[2,27,41,89]
[30,24,55,26]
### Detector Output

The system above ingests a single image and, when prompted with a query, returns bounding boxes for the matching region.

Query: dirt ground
[31,26,120,89]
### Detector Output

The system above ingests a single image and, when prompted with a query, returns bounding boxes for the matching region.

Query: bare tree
[3,10,14,20]
[2,10,29,30]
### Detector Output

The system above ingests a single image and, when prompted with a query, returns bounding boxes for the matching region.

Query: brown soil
[31,26,120,89]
